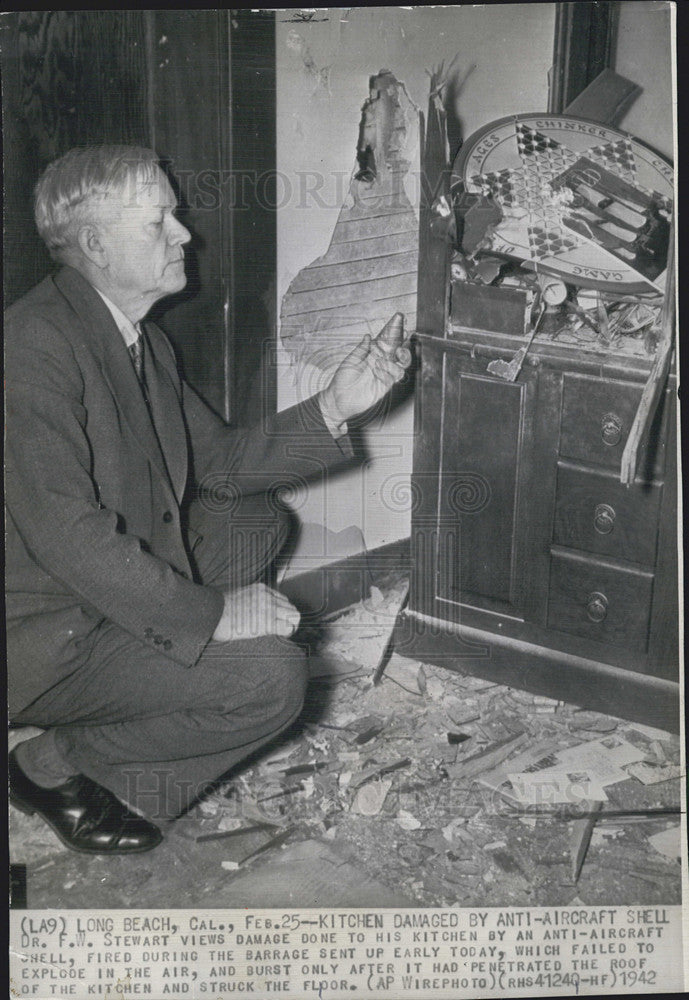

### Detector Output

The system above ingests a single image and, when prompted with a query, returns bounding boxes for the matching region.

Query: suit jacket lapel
[53,267,174,493]
[142,324,188,503]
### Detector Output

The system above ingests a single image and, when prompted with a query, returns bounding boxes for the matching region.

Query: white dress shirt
[94,288,141,347]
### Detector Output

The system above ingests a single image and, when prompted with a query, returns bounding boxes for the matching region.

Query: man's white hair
[34,145,161,259]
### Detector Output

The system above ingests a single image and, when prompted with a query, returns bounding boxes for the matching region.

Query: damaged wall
[276,5,556,564]
[280,69,419,368]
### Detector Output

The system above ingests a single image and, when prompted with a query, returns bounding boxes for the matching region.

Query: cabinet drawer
[559,374,667,476]
[547,552,653,652]
[553,465,662,566]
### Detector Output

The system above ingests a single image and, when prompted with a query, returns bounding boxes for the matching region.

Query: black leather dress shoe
[9,750,163,854]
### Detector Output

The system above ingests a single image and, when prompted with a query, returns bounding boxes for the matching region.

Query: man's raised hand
[318,313,411,430]
[212,582,301,642]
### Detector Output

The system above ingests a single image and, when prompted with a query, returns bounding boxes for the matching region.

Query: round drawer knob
[601,412,623,447]
[586,591,609,623]
[593,503,616,535]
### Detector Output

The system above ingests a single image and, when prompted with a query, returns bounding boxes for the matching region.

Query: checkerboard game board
[452,114,673,294]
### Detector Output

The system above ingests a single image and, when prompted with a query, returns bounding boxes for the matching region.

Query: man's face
[96,166,191,309]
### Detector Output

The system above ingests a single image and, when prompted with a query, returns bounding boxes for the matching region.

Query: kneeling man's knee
[206,635,308,725]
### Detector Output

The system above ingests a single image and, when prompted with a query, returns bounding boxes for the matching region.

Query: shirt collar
[94,288,141,347]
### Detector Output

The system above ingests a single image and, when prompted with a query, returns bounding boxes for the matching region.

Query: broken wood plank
[571,800,604,883]
[372,580,410,686]
[279,761,330,776]
[257,783,303,803]
[238,826,296,865]
[350,757,412,790]
[449,731,528,781]
[353,724,386,745]
[513,806,681,821]
[620,221,675,486]
[196,823,276,844]
[564,68,642,127]
[417,81,451,337]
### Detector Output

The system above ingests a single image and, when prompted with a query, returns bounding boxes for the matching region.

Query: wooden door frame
[549,1,619,113]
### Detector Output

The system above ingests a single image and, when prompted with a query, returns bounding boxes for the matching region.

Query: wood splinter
[570,800,604,883]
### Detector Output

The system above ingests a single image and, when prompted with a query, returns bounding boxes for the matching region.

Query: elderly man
[6,145,408,854]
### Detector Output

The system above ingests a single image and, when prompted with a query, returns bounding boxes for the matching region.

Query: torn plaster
[280,69,418,370]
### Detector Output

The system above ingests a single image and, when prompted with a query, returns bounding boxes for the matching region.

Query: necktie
[128,333,145,383]
[127,329,151,413]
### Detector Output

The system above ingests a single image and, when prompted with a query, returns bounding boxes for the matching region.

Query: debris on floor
[648,825,683,862]
[9,573,683,909]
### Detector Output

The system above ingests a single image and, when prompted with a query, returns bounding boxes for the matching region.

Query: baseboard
[393,610,680,732]
[279,536,410,622]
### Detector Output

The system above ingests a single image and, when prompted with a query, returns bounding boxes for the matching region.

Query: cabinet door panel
[437,357,525,609]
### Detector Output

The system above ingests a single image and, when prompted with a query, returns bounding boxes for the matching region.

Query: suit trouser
[13,496,306,822]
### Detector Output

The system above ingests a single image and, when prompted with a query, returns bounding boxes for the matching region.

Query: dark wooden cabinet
[399,318,679,730]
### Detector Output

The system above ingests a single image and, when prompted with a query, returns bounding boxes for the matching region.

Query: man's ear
[77,225,108,269]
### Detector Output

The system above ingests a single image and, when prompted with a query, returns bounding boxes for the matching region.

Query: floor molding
[279,536,410,622]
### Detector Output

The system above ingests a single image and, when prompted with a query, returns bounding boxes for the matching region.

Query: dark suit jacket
[5,266,351,716]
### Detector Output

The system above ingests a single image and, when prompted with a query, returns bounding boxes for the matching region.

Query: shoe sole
[9,792,163,855]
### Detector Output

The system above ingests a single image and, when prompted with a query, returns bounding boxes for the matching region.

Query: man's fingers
[371,353,406,384]
[269,587,297,613]
[276,617,299,638]
[369,340,406,379]
[213,583,301,642]
[270,588,301,637]
[372,364,395,387]
[342,334,371,367]
[368,340,388,362]
[275,604,300,637]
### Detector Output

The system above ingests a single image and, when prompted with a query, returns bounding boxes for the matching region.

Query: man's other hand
[212,583,301,642]
[318,322,411,429]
